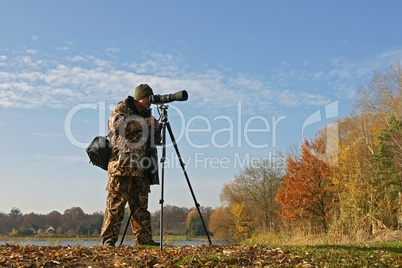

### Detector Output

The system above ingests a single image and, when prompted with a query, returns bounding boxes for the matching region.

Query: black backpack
[86,135,111,170]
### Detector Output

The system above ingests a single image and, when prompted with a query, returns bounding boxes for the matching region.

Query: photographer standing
[101,84,160,247]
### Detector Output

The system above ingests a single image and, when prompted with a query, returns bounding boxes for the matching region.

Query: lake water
[0,239,211,247]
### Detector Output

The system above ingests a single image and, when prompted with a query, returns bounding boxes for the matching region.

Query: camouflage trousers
[100,176,152,246]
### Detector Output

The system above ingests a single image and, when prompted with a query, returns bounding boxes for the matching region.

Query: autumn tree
[21,212,46,231]
[46,210,62,229]
[356,62,401,230]
[372,116,402,229]
[0,212,14,235]
[332,62,402,239]
[220,158,284,239]
[355,62,402,123]
[276,138,336,233]
[208,207,236,240]
[331,115,376,240]
[185,208,210,237]
[152,205,190,235]
[163,205,189,233]
[9,207,22,218]
[61,207,87,235]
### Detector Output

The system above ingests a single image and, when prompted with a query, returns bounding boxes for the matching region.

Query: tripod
[118,104,212,248]
[158,104,212,250]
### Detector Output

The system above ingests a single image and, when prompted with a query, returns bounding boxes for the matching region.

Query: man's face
[137,95,151,109]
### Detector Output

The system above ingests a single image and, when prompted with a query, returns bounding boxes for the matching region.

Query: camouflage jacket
[107,96,160,185]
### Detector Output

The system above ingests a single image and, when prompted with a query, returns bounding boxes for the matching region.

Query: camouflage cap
[134,84,153,101]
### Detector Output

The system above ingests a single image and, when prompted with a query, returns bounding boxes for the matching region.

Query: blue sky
[1,1,402,215]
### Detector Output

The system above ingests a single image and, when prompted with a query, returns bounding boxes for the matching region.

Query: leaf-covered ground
[0,243,401,267]
[0,244,303,267]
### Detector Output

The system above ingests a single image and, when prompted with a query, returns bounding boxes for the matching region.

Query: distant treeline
[0,205,213,238]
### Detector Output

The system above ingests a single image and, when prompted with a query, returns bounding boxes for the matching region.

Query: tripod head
[158,104,169,123]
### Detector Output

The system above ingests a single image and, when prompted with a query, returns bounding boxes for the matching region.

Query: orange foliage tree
[208,207,236,240]
[276,138,337,233]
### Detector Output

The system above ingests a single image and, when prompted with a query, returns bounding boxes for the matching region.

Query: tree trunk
[399,191,402,230]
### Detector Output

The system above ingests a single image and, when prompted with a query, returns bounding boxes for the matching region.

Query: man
[100,84,160,247]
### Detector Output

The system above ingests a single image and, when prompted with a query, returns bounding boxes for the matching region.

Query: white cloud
[301,92,331,106]
[56,46,71,51]
[276,90,299,107]
[32,132,65,138]
[106,47,120,53]
[33,154,87,165]
[379,48,402,61]
[26,49,37,55]
[2,46,400,113]
[69,55,86,62]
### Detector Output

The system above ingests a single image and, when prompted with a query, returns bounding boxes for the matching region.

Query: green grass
[242,233,402,267]
[281,242,402,267]
[168,242,402,267]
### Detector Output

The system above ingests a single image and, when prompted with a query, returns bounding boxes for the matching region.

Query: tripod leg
[159,120,167,250]
[119,211,132,247]
[165,122,212,245]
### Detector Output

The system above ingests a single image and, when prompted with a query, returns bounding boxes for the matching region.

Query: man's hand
[146,116,160,132]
